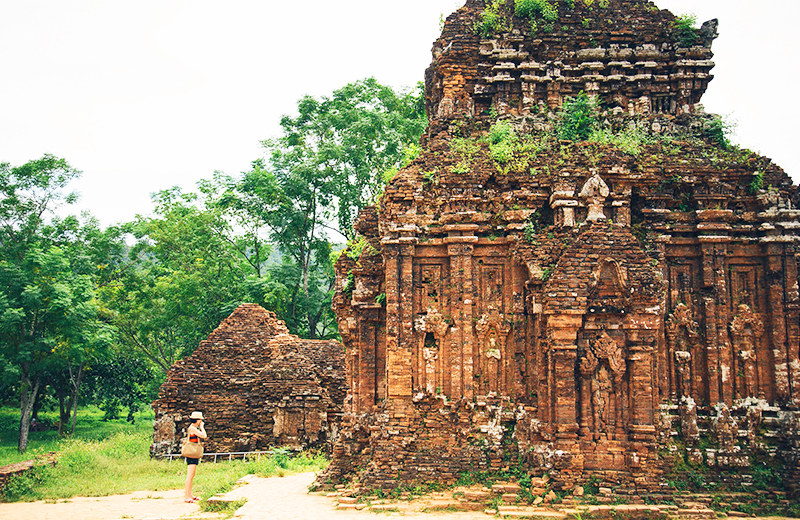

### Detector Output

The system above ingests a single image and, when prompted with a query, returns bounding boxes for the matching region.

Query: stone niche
[319,0,800,497]
[150,304,346,457]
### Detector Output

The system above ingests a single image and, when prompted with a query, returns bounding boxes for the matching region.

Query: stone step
[464,490,492,501]
[337,496,358,505]
[493,483,522,494]
[369,504,400,512]
[335,503,360,510]
[427,501,485,512]
[667,509,718,520]
[487,510,567,518]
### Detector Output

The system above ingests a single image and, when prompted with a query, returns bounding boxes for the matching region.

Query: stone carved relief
[475,306,511,396]
[414,308,450,394]
[579,170,610,222]
[666,304,700,398]
[579,332,627,440]
[730,304,765,399]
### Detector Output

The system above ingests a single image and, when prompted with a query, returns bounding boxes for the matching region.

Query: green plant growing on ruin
[515,0,559,34]
[345,238,365,261]
[749,171,764,194]
[375,293,386,306]
[449,137,481,174]
[422,170,439,186]
[701,114,734,149]
[487,121,519,172]
[343,270,355,294]
[475,0,511,37]
[672,13,700,47]
[556,92,598,141]
[588,126,652,156]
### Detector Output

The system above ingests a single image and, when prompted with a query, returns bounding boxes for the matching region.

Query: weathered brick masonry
[320,0,800,496]
[151,304,346,456]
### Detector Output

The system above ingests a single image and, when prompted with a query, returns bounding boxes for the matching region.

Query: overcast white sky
[1,0,798,227]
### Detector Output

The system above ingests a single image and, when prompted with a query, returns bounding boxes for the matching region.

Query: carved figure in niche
[475,306,511,396]
[593,367,612,435]
[415,308,450,394]
[675,351,693,399]
[729,304,764,399]
[579,331,627,440]
[579,170,610,222]
[666,304,700,399]
[712,403,738,454]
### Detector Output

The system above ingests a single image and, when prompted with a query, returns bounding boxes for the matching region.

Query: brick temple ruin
[319,0,800,496]
[151,304,346,456]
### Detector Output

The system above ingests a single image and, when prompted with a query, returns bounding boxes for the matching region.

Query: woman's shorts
[186,457,199,465]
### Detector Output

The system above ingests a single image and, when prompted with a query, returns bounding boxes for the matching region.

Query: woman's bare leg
[184,464,197,501]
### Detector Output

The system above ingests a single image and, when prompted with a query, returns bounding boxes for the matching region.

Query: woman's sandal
[184,497,199,503]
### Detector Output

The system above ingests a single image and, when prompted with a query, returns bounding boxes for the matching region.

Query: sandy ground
[0,472,486,520]
[1,472,797,520]
[0,487,221,520]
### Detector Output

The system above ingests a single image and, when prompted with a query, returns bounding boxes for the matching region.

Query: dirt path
[0,472,488,520]
[0,488,221,520]
[3,473,797,520]
[221,472,487,520]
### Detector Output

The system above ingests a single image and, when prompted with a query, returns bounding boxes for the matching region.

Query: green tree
[0,246,111,450]
[207,79,424,338]
[0,155,121,452]
[266,77,426,239]
[100,188,249,371]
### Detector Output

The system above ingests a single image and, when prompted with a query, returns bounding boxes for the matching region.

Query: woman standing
[184,411,207,503]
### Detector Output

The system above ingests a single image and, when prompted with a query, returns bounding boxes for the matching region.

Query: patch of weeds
[701,114,734,149]
[583,475,600,495]
[422,170,439,186]
[487,121,518,171]
[672,13,699,47]
[345,236,377,261]
[449,137,481,174]
[588,126,652,156]
[475,0,511,37]
[343,270,355,294]
[486,121,549,174]
[515,0,558,34]
[748,171,763,194]
[202,498,247,516]
[375,293,386,306]
[556,92,598,141]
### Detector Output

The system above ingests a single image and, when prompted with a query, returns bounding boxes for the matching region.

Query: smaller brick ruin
[150,303,346,457]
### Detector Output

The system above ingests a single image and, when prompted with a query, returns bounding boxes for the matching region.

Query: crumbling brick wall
[151,303,346,456]
[320,0,800,497]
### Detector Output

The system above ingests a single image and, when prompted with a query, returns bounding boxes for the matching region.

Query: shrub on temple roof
[515,0,558,22]
[476,0,511,37]
[672,13,700,47]
[556,92,598,141]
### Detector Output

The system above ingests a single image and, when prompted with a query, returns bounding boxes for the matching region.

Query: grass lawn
[0,405,328,503]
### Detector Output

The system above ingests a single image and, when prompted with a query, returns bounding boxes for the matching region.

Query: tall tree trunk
[18,376,41,453]
[56,387,70,436]
[68,362,86,435]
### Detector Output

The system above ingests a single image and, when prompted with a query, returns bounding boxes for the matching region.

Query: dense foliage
[0,78,425,452]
